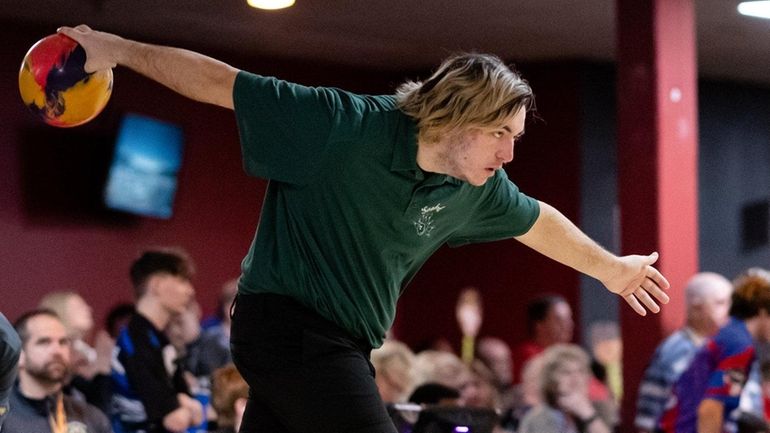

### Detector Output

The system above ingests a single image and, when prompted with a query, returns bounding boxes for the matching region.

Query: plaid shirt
[634,327,704,431]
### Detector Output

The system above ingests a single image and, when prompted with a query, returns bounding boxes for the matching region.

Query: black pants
[230,293,397,433]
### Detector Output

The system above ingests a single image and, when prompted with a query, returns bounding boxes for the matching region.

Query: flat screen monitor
[103,114,184,219]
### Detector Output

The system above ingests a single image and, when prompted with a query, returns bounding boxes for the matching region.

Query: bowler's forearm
[114,38,238,109]
[515,201,620,282]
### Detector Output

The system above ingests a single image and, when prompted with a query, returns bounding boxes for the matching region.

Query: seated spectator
[5,309,111,433]
[734,359,770,432]
[111,248,203,433]
[39,291,114,413]
[371,338,417,404]
[634,272,733,432]
[512,295,574,384]
[209,364,248,433]
[413,350,471,393]
[414,336,455,354]
[517,344,611,433]
[105,303,135,339]
[0,313,21,430]
[476,336,514,404]
[166,300,202,363]
[461,359,501,411]
[498,353,545,431]
[185,279,236,379]
[659,268,770,433]
[165,299,211,431]
[588,321,622,403]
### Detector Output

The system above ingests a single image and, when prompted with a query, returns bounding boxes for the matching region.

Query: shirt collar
[13,381,58,416]
[390,114,463,186]
[390,114,420,176]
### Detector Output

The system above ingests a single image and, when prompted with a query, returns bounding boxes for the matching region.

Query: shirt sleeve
[448,170,540,246]
[635,343,672,430]
[233,71,344,185]
[119,327,182,424]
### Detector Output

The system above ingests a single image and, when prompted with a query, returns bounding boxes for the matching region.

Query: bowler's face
[442,107,526,186]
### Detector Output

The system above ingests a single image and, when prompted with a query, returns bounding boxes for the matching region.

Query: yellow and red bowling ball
[18,33,112,127]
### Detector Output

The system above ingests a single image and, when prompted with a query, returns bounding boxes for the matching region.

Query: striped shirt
[634,327,704,431]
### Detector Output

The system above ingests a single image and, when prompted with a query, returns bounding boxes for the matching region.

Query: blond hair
[371,339,417,402]
[395,53,534,144]
[537,344,591,405]
[413,350,469,391]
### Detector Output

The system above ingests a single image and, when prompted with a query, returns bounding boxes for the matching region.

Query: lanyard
[48,393,67,433]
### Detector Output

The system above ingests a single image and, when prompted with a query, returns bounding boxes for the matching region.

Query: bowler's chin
[466,171,495,186]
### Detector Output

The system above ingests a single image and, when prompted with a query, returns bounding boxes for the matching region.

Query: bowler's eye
[492,131,505,138]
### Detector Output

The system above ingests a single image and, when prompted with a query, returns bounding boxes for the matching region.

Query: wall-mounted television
[103,114,184,219]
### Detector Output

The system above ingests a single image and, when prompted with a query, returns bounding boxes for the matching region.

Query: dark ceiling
[2,0,770,85]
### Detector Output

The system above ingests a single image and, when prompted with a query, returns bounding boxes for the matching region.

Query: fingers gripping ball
[19,33,113,127]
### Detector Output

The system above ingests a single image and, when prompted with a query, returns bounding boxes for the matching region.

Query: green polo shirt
[233,71,540,347]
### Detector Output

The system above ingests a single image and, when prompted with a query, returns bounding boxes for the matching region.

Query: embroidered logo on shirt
[413,203,445,237]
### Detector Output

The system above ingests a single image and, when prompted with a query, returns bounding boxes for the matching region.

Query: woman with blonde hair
[517,344,611,433]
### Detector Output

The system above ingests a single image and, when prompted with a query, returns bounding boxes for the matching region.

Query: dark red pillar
[616,0,699,430]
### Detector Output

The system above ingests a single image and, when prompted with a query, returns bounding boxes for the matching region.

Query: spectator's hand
[70,339,96,379]
[178,393,204,426]
[600,252,670,315]
[558,392,595,420]
[162,405,193,433]
[93,330,114,375]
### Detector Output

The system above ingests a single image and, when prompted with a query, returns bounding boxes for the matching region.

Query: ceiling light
[738,1,770,19]
[247,0,295,10]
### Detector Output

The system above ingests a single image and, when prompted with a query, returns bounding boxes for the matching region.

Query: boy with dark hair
[111,248,202,433]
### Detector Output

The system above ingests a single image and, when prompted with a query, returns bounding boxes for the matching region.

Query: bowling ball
[19,33,113,127]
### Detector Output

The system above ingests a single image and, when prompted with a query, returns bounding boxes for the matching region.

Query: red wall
[1,22,583,353]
